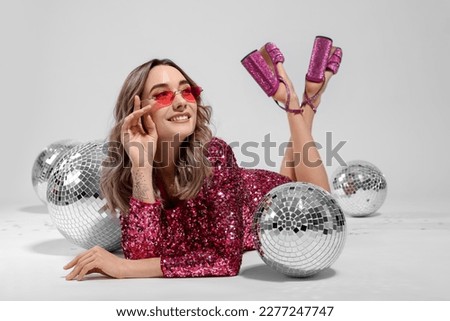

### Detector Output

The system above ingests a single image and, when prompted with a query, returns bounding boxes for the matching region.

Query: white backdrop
[1,0,449,207]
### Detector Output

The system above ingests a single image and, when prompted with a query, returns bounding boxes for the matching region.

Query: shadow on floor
[353,212,382,218]
[58,274,112,282]
[240,264,336,282]
[29,238,81,256]
[29,239,125,257]
[18,204,48,214]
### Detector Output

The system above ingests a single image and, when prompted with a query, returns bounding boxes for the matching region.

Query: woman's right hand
[121,95,158,168]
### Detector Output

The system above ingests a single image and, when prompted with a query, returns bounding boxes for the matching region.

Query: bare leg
[300,69,334,133]
[274,62,334,192]
[279,136,296,180]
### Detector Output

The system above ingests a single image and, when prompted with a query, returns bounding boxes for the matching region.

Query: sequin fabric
[121,137,291,278]
[306,37,332,83]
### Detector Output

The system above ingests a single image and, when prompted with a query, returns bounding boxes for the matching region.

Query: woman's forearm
[131,166,156,203]
[121,257,163,278]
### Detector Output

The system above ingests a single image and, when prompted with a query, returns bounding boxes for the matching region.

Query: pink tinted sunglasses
[145,86,203,108]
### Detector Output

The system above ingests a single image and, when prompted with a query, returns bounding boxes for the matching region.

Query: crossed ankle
[288,92,300,105]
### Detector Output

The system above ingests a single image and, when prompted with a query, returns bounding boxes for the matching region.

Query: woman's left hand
[64,246,124,281]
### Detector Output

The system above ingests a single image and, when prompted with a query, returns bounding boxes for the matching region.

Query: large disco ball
[31,139,79,204]
[46,140,121,251]
[331,160,387,217]
[253,182,347,277]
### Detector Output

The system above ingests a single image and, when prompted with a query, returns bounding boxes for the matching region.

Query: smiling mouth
[169,115,190,122]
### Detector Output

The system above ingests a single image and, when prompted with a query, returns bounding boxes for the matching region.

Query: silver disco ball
[253,182,347,277]
[47,140,121,251]
[31,139,79,204]
[331,160,387,217]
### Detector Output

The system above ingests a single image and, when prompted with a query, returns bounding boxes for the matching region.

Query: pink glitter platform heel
[241,43,299,114]
[301,36,343,113]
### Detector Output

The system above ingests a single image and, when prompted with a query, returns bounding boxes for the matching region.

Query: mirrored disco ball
[47,140,121,251]
[253,182,347,277]
[31,139,79,204]
[331,160,387,217]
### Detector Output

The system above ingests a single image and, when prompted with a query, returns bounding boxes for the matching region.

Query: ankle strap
[274,78,303,114]
[274,77,297,113]
[301,81,325,113]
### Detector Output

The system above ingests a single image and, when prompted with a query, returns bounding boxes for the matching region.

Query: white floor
[1,199,449,301]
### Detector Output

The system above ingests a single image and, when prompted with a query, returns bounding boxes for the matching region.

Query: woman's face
[141,65,198,142]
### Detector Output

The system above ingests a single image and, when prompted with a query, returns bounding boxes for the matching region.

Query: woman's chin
[159,128,195,143]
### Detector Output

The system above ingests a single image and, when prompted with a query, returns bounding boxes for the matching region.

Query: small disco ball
[331,160,387,217]
[31,139,79,204]
[47,140,121,251]
[253,182,347,277]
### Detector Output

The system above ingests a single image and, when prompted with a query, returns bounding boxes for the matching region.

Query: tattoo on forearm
[132,170,150,201]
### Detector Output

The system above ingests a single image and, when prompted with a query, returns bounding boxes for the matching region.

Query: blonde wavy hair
[101,59,213,214]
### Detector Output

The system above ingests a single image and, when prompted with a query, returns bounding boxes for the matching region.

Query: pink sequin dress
[121,137,291,277]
